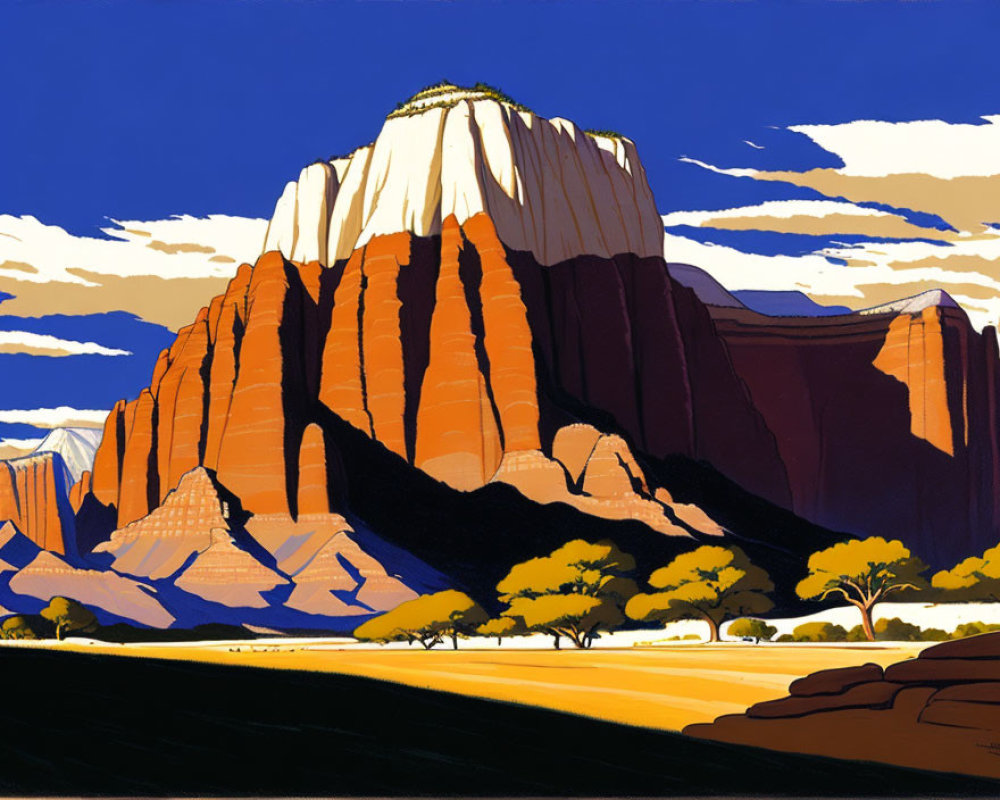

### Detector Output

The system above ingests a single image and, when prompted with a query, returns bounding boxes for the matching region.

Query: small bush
[1,615,39,640]
[874,617,923,642]
[846,625,868,642]
[727,618,777,641]
[952,621,1000,638]
[776,634,795,642]
[792,622,848,642]
[922,627,950,641]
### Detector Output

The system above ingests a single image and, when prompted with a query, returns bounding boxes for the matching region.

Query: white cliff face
[262,86,664,266]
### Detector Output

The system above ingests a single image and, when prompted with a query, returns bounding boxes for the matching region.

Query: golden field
[47,641,926,731]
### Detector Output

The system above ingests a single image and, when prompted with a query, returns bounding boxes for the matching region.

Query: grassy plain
[49,640,926,730]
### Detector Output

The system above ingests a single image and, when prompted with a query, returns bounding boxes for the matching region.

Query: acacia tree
[354,590,487,650]
[625,545,773,642]
[476,617,521,646]
[40,597,98,640]
[932,543,1000,602]
[796,537,928,641]
[497,539,637,649]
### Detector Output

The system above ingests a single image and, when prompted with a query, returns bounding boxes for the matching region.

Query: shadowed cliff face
[713,305,1000,568]
[79,213,790,542]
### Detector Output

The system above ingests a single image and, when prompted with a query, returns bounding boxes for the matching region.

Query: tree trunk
[858,603,876,641]
[55,624,63,641]
[706,617,720,642]
[451,632,458,650]
[496,636,502,647]
[553,633,561,650]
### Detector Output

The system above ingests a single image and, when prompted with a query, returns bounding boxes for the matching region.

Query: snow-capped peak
[30,426,102,483]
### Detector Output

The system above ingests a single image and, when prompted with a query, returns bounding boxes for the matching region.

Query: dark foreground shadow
[0,647,994,797]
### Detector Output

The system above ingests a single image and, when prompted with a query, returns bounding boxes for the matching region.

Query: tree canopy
[40,597,98,640]
[932,543,1000,602]
[354,590,487,649]
[625,545,773,642]
[497,539,637,648]
[1,615,39,640]
[476,617,520,646]
[796,537,928,641]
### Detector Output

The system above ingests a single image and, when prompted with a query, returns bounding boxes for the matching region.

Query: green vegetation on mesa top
[388,81,532,119]
[388,83,630,142]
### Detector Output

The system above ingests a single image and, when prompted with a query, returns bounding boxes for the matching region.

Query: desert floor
[44,639,926,730]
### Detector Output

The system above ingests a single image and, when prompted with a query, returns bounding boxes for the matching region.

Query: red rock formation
[216,251,293,515]
[713,302,1000,567]
[686,633,1000,781]
[9,549,174,628]
[297,423,330,517]
[94,467,240,580]
[69,470,91,514]
[173,528,288,609]
[74,208,799,568]
[415,216,504,489]
[91,399,125,508]
[0,453,75,554]
[284,531,419,616]
[105,203,1000,581]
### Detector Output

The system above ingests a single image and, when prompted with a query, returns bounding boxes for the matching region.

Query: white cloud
[679,157,756,178]
[0,437,42,460]
[0,330,131,357]
[789,115,1000,178]
[0,437,42,450]
[662,199,891,228]
[0,214,268,286]
[0,407,110,429]
[672,113,1000,330]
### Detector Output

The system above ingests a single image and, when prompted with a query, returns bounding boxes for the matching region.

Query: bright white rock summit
[262,84,664,267]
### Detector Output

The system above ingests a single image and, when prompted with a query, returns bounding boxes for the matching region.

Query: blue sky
[3,0,999,229]
[2,0,1000,446]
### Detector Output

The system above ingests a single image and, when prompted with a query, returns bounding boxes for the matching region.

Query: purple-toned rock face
[713,306,1000,568]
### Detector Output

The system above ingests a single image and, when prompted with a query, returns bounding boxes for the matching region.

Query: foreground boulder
[685,632,1000,779]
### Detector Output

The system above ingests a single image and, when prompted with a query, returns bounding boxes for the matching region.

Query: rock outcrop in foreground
[685,633,1000,780]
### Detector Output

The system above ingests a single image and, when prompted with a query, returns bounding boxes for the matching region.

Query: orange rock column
[216,252,292,515]
[415,216,502,490]
[319,248,373,435]
[360,233,410,458]
[463,214,541,452]
[297,423,330,517]
[204,264,252,470]
[118,389,157,526]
